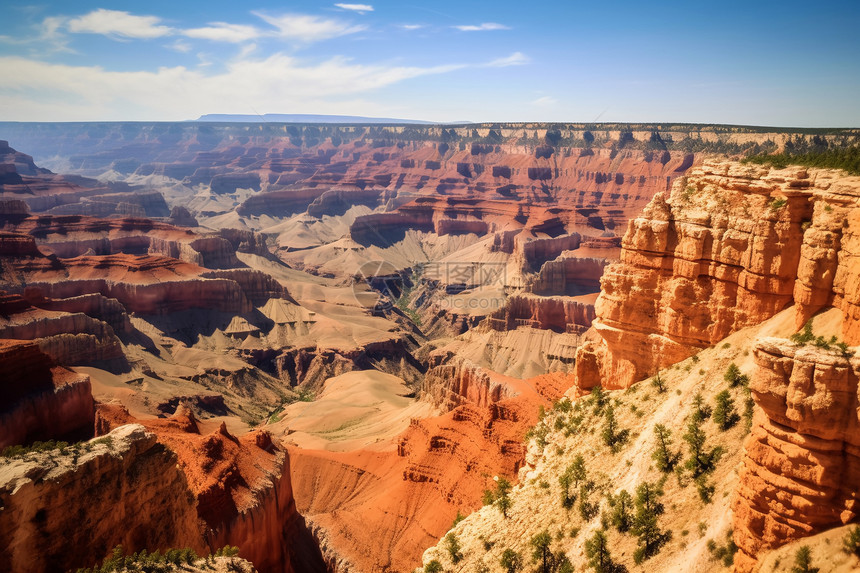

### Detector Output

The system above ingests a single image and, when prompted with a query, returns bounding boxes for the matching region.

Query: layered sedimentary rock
[0,425,201,573]
[87,410,326,573]
[289,360,570,572]
[575,161,860,389]
[733,338,860,572]
[0,340,94,448]
[0,293,127,370]
[489,293,596,333]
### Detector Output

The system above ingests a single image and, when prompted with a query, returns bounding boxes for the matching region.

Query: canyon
[1,122,859,573]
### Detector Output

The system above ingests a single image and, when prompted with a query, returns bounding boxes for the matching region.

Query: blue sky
[0,1,858,125]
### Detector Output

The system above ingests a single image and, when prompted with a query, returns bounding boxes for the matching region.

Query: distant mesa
[192,113,445,124]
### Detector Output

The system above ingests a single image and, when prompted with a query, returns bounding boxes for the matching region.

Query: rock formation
[577,161,860,389]
[733,338,860,572]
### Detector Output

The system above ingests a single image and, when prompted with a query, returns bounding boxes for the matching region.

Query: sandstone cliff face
[289,359,568,572]
[0,340,95,448]
[732,338,860,572]
[576,161,860,389]
[0,425,202,573]
[421,358,516,411]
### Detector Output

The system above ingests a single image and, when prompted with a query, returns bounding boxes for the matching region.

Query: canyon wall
[0,340,95,448]
[0,425,202,573]
[576,161,860,389]
[733,338,860,572]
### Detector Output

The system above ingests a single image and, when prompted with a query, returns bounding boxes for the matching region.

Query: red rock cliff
[575,161,860,389]
[732,338,860,572]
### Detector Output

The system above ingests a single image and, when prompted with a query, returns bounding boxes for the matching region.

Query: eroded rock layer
[733,338,860,572]
[578,161,860,389]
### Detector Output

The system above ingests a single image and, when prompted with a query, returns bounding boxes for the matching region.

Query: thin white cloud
[487,52,529,67]
[167,39,192,53]
[400,24,425,30]
[67,9,172,39]
[334,4,374,13]
[453,22,510,32]
[531,96,558,106]
[0,54,466,121]
[184,23,261,43]
[254,12,366,43]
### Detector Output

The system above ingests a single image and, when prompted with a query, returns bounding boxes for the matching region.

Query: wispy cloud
[334,4,374,13]
[254,12,366,43]
[453,22,510,32]
[167,39,192,53]
[400,24,425,31]
[487,52,529,67]
[0,54,466,120]
[531,96,558,106]
[67,9,172,39]
[184,23,261,43]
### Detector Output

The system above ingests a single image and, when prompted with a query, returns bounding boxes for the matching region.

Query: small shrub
[425,559,443,573]
[843,525,860,557]
[652,424,681,473]
[769,197,788,210]
[651,373,667,393]
[608,489,634,533]
[791,545,819,573]
[559,455,586,509]
[695,475,715,503]
[691,392,712,423]
[500,549,523,573]
[451,511,465,528]
[713,390,740,431]
[601,405,630,453]
[445,532,463,564]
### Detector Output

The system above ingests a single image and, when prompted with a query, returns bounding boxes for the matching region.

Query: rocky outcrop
[237,188,324,217]
[0,425,202,572]
[421,358,517,411]
[306,187,381,218]
[0,232,43,257]
[575,161,860,389]
[490,293,596,333]
[0,340,95,448]
[733,338,860,572]
[0,296,127,370]
[530,255,609,296]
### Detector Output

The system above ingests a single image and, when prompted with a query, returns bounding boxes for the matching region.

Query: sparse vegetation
[713,390,740,431]
[424,559,443,573]
[559,455,586,509]
[483,476,513,518]
[691,392,711,423]
[791,545,819,573]
[706,530,738,567]
[451,511,466,528]
[590,385,608,413]
[769,197,788,210]
[843,525,860,558]
[723,363,749,388]
[75,545,241,573]
[500,549,523,573]
[445,532,463,563]
[601,404,629,452]
[607,489,634,533]
[652,424,681,473]
[683,415,723,478]
[631,480,671,564]
[584,529,628,573]
[651,372,666,393]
